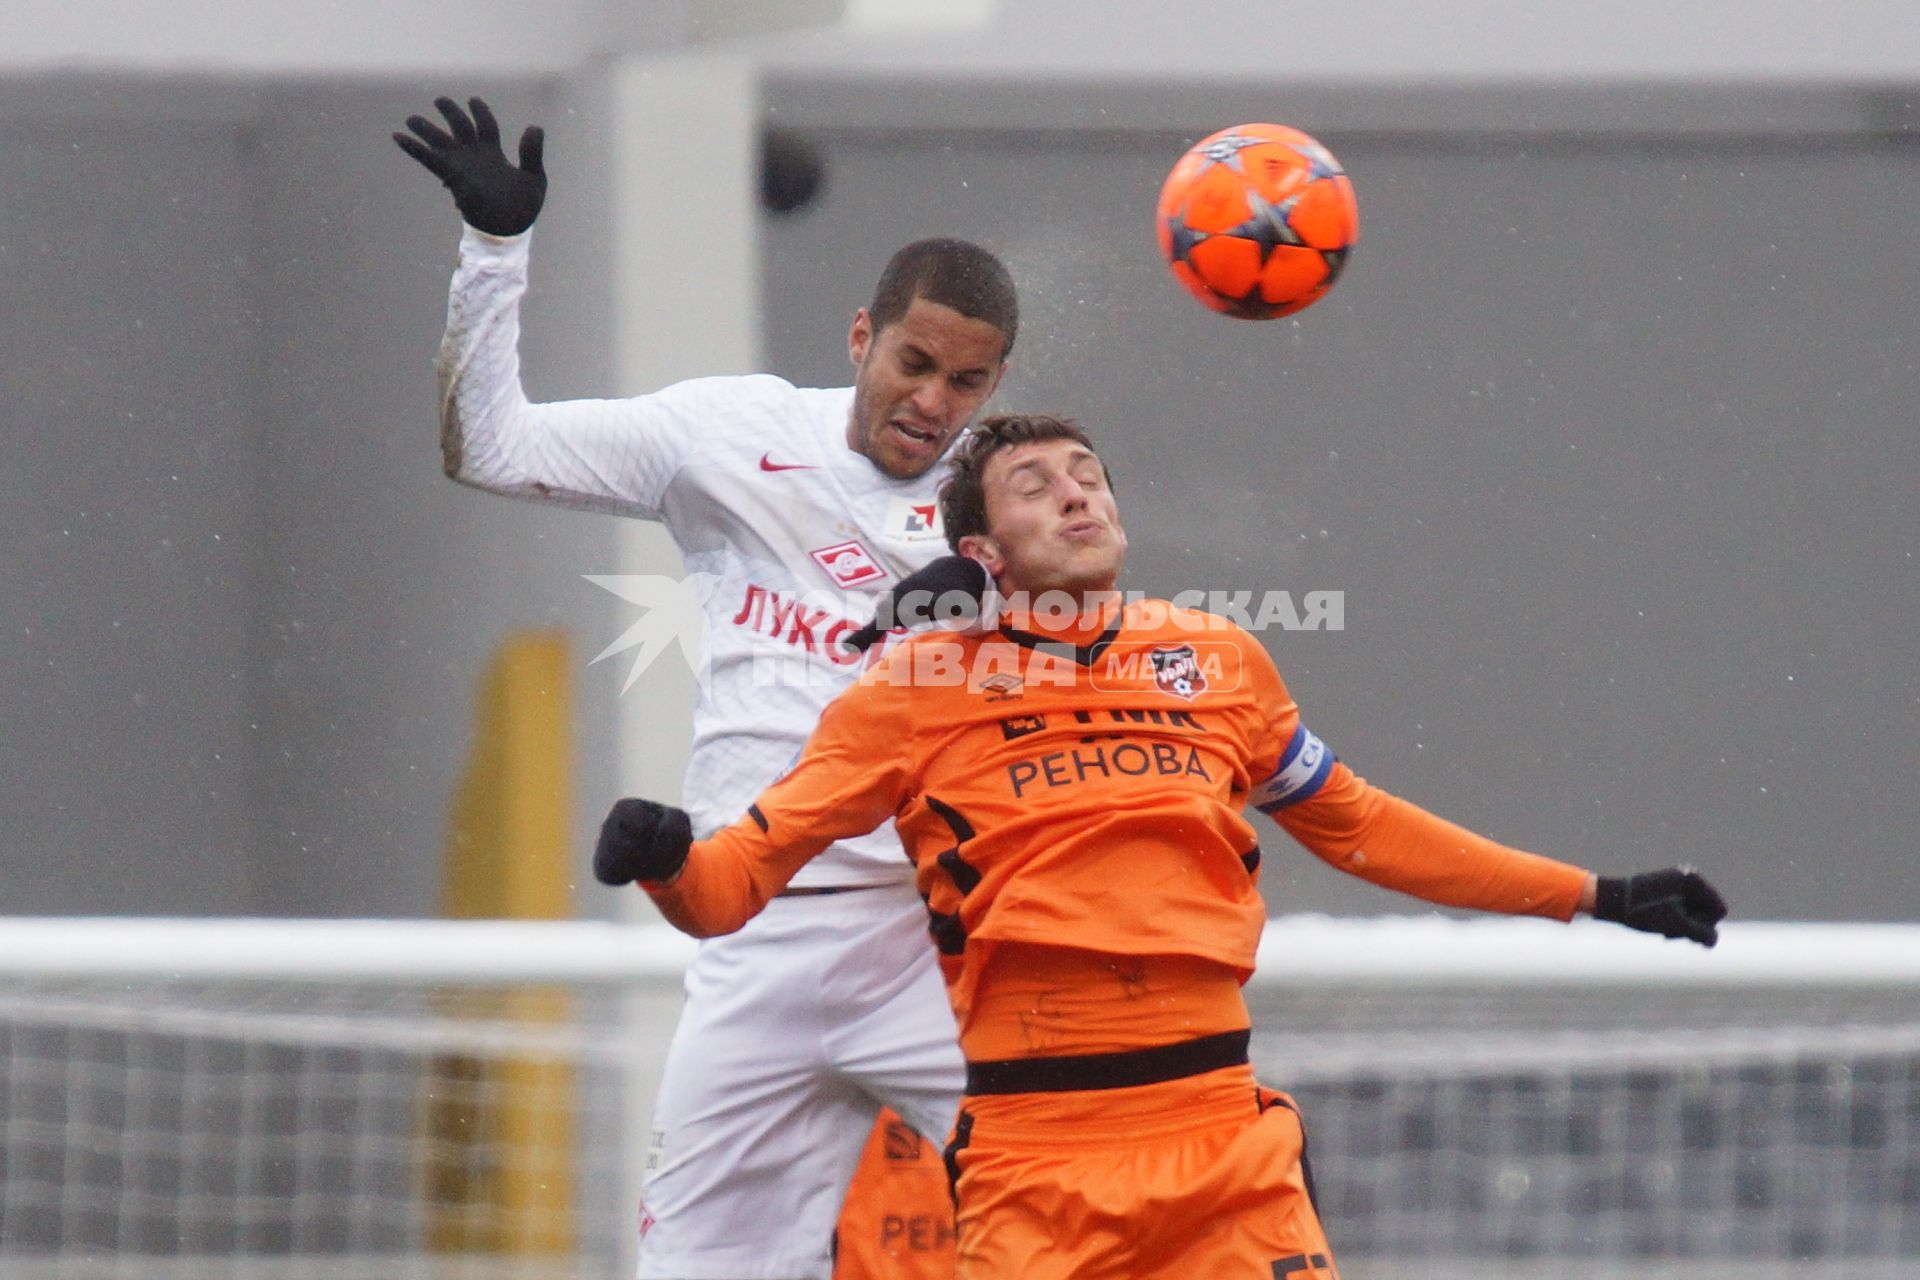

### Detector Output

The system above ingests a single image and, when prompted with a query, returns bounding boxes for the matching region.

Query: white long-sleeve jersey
[439,227,950,886]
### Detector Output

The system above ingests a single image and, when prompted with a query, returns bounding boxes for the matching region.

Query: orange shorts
[945,1063,1338,1280]
[833,1107,957,1279]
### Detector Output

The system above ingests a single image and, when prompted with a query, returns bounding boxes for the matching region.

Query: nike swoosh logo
[760,452,815,472]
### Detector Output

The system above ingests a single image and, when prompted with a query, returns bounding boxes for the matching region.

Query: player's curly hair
[939,414,1110,551]
[868,238,1019,355]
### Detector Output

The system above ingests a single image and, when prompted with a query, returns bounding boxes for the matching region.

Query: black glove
[1594,867,1728,948]
[841,556,992,654]
[594,799,693,887]
[394,96,547,237]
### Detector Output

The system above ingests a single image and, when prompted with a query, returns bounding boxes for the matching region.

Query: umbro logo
[881,1120,924,1161]
[977,673,1024,703]
[759,452,814,472]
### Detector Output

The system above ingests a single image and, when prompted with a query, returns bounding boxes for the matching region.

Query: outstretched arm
[395,95,704,517]
[1238,635,1726,946]
[1265,757,1725,946]
[1269,757,1593,920]
[594,673,918,937]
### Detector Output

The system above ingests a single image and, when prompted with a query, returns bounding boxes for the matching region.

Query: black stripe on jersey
[941,1110,974,1208]
[925,794,977,841]
[924,901,968,956]
[1258,1091,1325,1216]
[1241,845,1262,875]
[748,804,769,833]
[925,795,983,894]
[965,1028,1252,1095]
[997,619,1123,668]
[938,850,982,895]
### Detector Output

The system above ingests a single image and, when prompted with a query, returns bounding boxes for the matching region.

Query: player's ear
[848,308,874,369]
[957,535,1003,578]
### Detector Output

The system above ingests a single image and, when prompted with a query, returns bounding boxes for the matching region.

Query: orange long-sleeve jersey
[646,601,1589,1060]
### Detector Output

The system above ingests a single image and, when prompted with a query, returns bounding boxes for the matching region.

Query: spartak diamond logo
[811,540,887,588]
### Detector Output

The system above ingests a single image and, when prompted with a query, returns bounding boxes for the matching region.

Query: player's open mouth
[891,422,938,448]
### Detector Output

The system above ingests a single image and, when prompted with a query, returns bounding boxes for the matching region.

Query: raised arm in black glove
[594,798,693,887]
[393,96,547,237]
[841,555,992,654]
[1593,867,1728,948]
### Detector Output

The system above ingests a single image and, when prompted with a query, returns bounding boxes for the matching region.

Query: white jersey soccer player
[400,96,1016,1279]
[443,234,947,877]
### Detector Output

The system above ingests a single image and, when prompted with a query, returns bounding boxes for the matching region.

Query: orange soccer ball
[1155,123,1358,320]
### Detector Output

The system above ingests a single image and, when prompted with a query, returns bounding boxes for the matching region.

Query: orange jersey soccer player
[595,414,1727,1278]
[832,1107,956,1279]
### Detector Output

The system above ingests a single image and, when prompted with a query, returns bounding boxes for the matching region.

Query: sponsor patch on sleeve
[1251,724,1334,813]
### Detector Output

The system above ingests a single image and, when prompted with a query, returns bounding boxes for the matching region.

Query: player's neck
[996,585,1125,641]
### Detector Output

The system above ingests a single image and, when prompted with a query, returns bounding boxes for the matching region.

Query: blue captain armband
[1251,724,1335,813]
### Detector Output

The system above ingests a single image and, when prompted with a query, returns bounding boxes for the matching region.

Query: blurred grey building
[3,1,1916,921]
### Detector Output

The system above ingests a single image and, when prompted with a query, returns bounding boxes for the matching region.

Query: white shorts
[636,881,964,1280]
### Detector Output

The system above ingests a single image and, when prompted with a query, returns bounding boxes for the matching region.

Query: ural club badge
[1150,645,1207,700]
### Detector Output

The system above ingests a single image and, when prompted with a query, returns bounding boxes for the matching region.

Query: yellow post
[426,629,576,1256]
[445,630,573,922]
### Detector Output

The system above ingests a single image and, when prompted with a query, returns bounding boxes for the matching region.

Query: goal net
[1247,916,1920,1277]
[0,919,692,1280]
[1,915,1915,1278]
